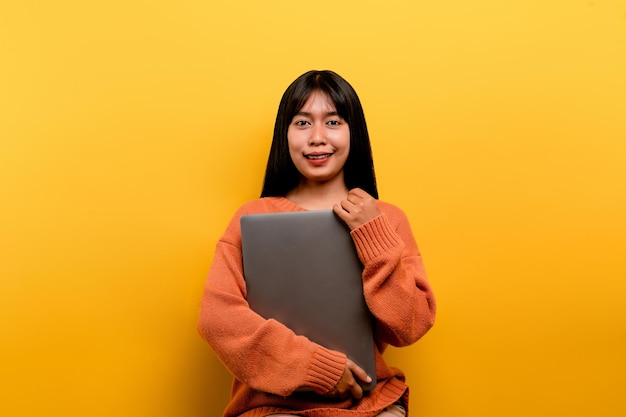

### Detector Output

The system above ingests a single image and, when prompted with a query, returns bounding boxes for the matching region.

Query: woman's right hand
[326,359,372,400]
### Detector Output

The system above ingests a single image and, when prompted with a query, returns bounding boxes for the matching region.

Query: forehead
[299,90,337,113]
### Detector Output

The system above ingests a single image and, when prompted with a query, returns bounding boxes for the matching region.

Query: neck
[286,177,349,210]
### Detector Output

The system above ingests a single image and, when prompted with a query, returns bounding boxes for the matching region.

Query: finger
[346,191,363,204]
[341,370,361,400]
[348,187,369,199]
[340,198,356,213]
[333,203,349,217]
[347,359,372,384]
[350,383,363,400]
[333,204,360,231]
[333,203,355,224]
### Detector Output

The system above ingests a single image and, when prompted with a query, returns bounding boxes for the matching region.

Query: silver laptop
[240,210,377,391]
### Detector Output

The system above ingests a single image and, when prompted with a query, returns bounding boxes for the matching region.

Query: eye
[327,120,341,126]
[294,120,310,126]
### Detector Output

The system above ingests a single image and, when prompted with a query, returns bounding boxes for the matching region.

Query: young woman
[198,70,436,417]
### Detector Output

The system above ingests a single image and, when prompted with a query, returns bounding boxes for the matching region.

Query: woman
[198,70,436,416]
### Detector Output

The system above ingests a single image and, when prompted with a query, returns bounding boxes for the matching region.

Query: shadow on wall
[186,342,232,416]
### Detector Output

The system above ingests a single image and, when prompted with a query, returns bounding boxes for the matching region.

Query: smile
[305,153,333,160]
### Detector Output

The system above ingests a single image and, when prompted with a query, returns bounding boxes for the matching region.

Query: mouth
[305,153,333,160]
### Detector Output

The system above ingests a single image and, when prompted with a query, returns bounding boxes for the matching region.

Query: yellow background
[1,1,625,416]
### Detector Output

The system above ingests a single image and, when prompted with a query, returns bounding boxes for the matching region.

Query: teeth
[307,154,331,160]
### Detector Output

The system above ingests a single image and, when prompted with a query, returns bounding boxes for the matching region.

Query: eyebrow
[294,111,340,117]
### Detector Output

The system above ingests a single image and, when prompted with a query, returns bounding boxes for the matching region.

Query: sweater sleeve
[350,206,436,347]
[197,210,346,397]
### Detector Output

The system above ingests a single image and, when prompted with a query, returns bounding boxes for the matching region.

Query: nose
[309,124,326,145]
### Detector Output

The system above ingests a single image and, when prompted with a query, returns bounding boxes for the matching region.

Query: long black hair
[260,70,378,199]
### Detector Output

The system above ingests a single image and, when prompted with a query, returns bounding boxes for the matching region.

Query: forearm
[351,213,436,346]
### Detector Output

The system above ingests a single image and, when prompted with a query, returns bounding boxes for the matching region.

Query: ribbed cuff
[350,214,403,263]
[303,348,346,394]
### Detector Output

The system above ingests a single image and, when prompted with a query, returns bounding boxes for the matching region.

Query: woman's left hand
[333,188,381,230]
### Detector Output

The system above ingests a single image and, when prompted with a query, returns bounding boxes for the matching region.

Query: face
[287,91,350,188]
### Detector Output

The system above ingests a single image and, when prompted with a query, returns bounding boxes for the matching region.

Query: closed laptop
[240,210,377,391]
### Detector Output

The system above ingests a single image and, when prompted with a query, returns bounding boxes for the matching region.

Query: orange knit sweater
[198,197,436,417]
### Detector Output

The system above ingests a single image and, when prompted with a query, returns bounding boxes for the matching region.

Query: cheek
[334,130,350,153]
[287,129,309,152]
[286,137,301,164]
[286,136,296,155]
